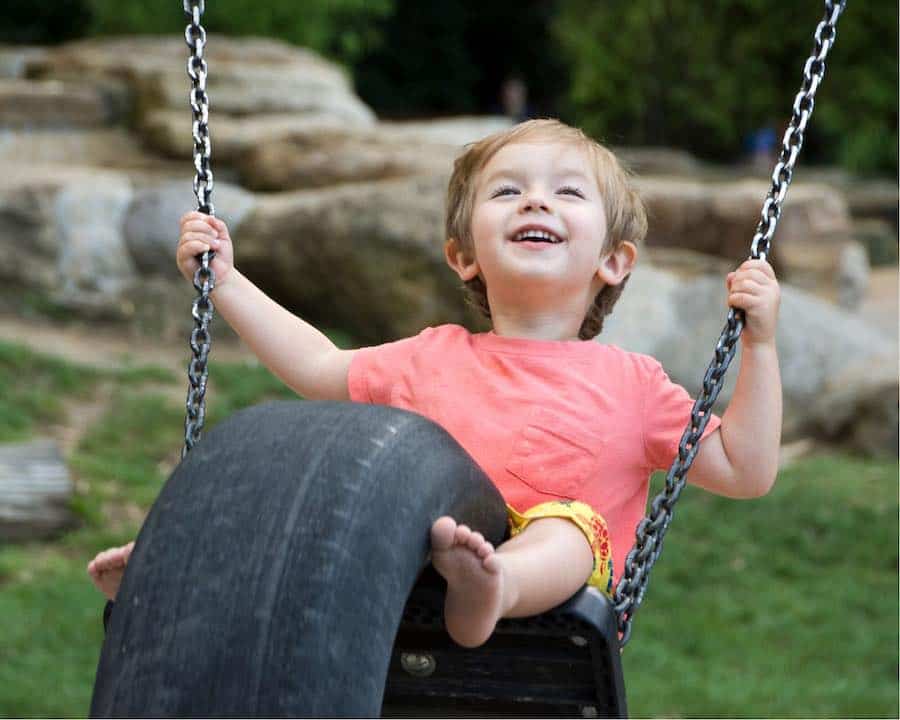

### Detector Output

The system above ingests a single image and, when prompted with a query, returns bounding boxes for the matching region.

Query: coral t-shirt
[348,324,721,583]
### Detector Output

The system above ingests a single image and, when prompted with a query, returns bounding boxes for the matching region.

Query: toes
[476,541,493,559]
[430,516,457,550]
[482,553,501,574]
[455,524,472,545]
[466,531,485,552]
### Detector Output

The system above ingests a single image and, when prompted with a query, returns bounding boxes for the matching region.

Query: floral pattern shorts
[506,499,614,597]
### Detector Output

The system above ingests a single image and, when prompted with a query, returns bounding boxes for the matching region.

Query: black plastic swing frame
[384,566,626,717]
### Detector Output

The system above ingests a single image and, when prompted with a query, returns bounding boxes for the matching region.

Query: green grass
[0,339,897,718]
[626,458,898,717]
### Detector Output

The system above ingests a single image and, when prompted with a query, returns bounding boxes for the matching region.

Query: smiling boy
[90,119,782,650]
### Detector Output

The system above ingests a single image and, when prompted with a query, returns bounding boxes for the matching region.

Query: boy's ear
[445,237,480,282]
[596,241,638,287]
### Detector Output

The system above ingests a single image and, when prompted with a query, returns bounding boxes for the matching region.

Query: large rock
[0,439,74,541]
[235,128,456,191]
[602,260,898,455]
[637,177,859,300]
[0,127,183,174]
[613,146,702,176]
[235,117,514,191]
[142,110,360,162]
[0,164,135,314]
[234,174,475,342]
[125,181,257,274]
[27,36,376,137]
[138,115,513,188]
[377,116,513,146]
[0,45,48,79]
[0,78,114,128]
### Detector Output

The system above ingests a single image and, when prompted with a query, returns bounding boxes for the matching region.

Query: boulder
[0,78,114,128]
[28,36,376,134]
[124,181,257,274]
[234,173,475,342]
[142,110,360,162]
[0,164,135,314]
[602,260,898,455]
[637,176,860,300]
[0,128,182,173]
[0,439,74,541]
[809,357,899,457]
[227,117,512,191]
[376,116,514,146]
[613,146,702,176]
[235,128,457,191]
[0,45,48,79]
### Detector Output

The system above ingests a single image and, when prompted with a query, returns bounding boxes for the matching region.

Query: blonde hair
[445,119,647,339]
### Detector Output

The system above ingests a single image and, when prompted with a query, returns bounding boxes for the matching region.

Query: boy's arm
[688,259,782,499]
[212,268,355,401]
[688,343,782,498]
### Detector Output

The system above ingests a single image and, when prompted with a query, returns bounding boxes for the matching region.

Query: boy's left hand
[726,259,780,347]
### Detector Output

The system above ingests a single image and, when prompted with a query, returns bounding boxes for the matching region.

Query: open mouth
[511,229,564,244]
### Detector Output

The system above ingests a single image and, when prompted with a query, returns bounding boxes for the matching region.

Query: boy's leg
[430,516,593,647]
[495,516,594,617]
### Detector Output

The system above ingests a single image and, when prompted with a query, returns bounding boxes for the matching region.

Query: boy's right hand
[177,211,234,288]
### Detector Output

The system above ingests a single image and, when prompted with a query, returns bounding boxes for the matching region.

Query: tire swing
[90,2,847,717]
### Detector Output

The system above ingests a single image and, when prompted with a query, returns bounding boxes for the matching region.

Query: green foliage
[0,0,92,44]
[554,1,898,175]
[0,0,392,66]
[85,0,392,66]
[351,0,568,120]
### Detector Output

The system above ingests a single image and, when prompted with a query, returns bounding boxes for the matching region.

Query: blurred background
[0,1,896,717]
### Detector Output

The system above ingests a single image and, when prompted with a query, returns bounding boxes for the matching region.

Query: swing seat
[384,566,626,718]
[91,401,626,718]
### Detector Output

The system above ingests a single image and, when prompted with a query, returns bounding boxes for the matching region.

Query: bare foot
[430,516,504,648]
[86,541,135,601]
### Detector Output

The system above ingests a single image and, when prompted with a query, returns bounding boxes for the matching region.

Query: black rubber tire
[90,400,507,717]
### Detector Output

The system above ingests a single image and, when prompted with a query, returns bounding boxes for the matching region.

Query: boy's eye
[489,184,585,198]
[491,185,519,198]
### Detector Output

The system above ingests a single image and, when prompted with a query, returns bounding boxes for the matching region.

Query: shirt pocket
[505,407,606,500]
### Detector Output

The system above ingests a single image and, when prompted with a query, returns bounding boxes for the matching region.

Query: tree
[554,0,898,175]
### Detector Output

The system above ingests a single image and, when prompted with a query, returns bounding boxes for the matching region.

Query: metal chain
[613,0,848,647]
[182,0,216,458]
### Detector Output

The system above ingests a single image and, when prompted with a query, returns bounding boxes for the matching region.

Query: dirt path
[1,317,258,460]
[0,316,257,373]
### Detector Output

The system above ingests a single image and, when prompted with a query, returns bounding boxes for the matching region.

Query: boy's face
[453,141,615,311]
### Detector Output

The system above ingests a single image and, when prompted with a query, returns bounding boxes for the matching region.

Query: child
[88,119,782,648]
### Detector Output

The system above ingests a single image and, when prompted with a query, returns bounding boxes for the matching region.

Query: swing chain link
[182,0,216,458]
[613,0,847,647]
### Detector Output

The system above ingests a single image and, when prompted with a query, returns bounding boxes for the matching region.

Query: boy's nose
[519,193,551,213]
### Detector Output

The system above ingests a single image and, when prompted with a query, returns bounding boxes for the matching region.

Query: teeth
[513,230,561,243]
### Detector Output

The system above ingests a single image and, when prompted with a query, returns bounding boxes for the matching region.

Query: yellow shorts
[507,500,614,597]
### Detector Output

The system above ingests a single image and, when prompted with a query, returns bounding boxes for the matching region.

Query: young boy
[89,119,782,648]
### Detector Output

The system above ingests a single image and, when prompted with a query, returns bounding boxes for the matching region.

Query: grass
[1,338,897,718]
[626,458,898,717]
